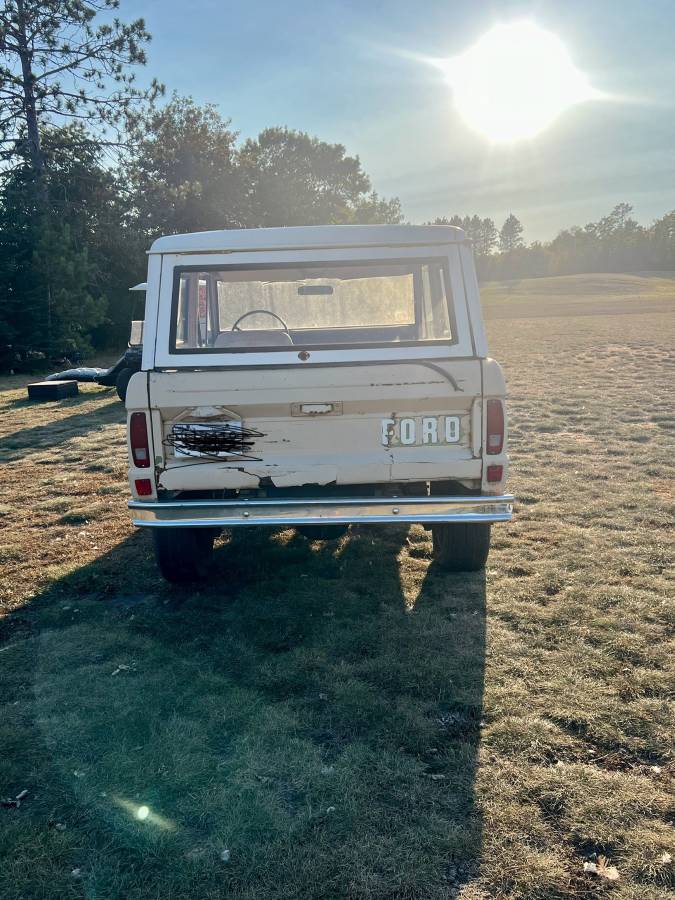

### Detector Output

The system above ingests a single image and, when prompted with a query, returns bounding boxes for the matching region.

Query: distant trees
[499,214,524,252]
[650,211,675,267]
[546,204,645,274]
[429,215,497,256]
[477,218,498,256]
[429,204,675,281]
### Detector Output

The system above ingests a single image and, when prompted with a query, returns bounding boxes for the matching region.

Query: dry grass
[0,275,674,899]
[481,272,675,319]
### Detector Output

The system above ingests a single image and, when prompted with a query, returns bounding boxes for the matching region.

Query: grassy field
[480,272,675,319]
[0,273,673,899]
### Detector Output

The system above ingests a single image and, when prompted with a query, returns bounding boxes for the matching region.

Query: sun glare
[441,21,599,142]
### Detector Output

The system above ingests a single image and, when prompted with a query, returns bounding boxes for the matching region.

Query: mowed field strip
[0,274,673,899]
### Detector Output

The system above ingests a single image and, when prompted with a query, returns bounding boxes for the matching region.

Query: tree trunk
[15,0,52,351]
[15,0,45,190]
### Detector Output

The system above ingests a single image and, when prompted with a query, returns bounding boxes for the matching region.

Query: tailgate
[149,360,483,491]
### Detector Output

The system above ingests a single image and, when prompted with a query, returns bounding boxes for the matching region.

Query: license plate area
[381,415,461,447]
[168,421,262,460]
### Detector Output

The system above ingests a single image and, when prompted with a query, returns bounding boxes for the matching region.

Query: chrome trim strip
[129,495,514,528]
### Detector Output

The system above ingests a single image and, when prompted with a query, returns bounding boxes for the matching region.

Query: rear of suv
[126,224,512,582]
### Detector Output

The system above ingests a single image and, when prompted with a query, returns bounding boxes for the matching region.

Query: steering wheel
[231,309,291,335]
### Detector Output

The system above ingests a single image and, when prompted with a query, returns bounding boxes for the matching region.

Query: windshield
[170,259,455,352]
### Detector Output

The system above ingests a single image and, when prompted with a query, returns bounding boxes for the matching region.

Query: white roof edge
[129,282,147,291]
[148,224,466,255]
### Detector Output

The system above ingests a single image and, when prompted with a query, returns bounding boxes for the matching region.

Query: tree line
[428,213,523,255]
[1,2,673,358]
[430,204,675,281]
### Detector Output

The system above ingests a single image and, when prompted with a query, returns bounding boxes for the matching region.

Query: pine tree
[0,0,161,185]
[478,218,498,256]
[499,214,524,252]
[0,126,127,353]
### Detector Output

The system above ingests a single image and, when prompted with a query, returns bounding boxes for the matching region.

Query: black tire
[297,523,348,541]
[431,523,491,572]
[153,527,216,583]
[115,367,134,402]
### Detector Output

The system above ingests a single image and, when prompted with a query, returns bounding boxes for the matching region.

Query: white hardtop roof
[149,224,466,255]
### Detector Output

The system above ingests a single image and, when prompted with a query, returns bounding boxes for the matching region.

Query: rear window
[170,259,456,353]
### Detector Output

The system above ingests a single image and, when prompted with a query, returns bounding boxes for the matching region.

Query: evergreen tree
[347,191,402,225]
[0,126,130,353]
[499,214,524,252]
[0,0,160,184]
[427,215,496,256]
[478,218,498,256]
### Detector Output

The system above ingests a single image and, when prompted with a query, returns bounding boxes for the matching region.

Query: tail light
[486,399,504,455]
[130,412,150,468]
[134,478,153,496]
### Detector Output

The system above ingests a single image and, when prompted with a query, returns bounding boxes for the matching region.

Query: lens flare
[441,21,600,142]
[111,796,176,831]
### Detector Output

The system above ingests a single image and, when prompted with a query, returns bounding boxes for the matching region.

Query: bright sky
[133,0,675,241]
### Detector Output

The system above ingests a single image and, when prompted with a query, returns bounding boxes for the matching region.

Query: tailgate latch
[291,402,342,416]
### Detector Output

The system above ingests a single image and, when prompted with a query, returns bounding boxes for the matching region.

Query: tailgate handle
[291,402,342,416]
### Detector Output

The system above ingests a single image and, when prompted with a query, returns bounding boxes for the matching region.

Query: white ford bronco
[126,224,513,582]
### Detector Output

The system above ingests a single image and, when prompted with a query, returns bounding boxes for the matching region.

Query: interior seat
[213,330,293,348]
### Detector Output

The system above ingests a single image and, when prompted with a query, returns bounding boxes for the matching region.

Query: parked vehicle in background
[125,224,513,582]
[43,283,146,399]
[95,283,146,400]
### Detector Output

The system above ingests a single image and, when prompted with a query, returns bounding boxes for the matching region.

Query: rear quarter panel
[481,358,509,494]
[126,372,158,500]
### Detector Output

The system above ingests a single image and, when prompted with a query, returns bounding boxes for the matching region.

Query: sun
[441,21,599,142]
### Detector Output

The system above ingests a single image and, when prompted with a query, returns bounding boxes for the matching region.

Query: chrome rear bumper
[129,494,514,528]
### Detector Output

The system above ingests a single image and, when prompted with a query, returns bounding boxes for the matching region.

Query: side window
[175,276,188,346]
[420,264,452,341]
[175,274,218,348]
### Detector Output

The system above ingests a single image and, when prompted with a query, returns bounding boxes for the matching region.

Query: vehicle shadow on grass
[0,397,122,461]
[1,525,485,899]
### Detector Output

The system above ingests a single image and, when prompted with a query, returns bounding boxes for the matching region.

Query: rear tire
[153,527,216,583]
[431,523,491,572]
[115,367,134,402]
